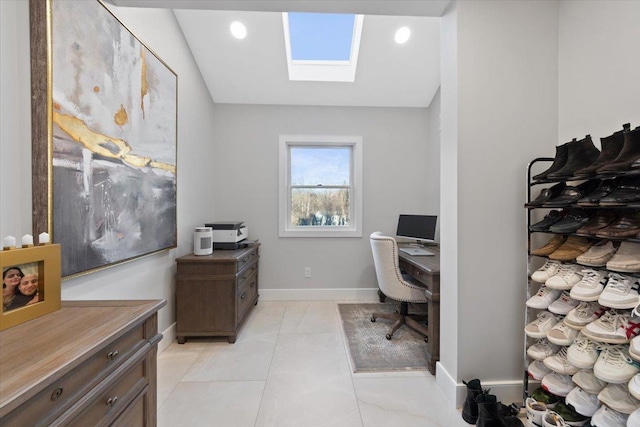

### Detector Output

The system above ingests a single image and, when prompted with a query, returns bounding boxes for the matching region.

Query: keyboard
[399,247,435,257]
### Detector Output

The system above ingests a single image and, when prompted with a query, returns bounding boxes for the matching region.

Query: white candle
[22,234,34,246]
[39,232,50,244]
[3,235,16,248]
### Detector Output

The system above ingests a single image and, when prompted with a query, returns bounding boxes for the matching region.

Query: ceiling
[110,1,450,108]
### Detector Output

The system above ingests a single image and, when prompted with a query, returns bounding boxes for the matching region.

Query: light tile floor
[157,300,468,427]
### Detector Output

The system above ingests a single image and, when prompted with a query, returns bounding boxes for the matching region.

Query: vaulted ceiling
[110,1,451,108]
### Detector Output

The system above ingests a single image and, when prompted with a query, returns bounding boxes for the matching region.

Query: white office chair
[369,231,429,340]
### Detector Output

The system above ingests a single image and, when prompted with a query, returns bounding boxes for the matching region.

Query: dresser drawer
[66,359,147,427]
[237,248,258,272]
[237,272,258,321]
[2,324,145,427]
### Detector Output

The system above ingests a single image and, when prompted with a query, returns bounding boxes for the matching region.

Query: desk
[379,245,440,374]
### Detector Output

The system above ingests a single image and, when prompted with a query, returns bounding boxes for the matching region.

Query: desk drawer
[2,324,145,427]
[66,359,147,427]
[237,272,258,321]
[237,248,258,273]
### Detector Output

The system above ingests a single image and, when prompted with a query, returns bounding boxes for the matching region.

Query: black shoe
[598,126,640,174]
[530,210,563,232]
[576,178,620,206]
[547,135,600,180]
[462,379,483,424]
[573,124,628,177]
[599,176,640,206]
[549,208,590,233]
[525,182,566,208]
[476,393,523,427]
[532,141,571,181]
[544,179,600,207]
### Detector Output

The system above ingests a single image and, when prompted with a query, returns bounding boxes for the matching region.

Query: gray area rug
[337,303,429,373]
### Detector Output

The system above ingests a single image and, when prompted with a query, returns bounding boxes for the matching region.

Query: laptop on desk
[399,247,435,257]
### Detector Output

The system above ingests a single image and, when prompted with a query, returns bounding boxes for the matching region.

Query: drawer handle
[250,282,255,288]
[107,350,119,360]
[51,387,64,401]
[106,396,118,407]
[240,292,246,299]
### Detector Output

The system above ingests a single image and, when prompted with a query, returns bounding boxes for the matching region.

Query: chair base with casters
[371,301,429,341]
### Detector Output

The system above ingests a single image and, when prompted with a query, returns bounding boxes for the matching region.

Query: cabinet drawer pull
[51,387,64,401]
[240,292,246,299]
[106,396,118,407]
[107,350,119,360]
[250,282,255,288]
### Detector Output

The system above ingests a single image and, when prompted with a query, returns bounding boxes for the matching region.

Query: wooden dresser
[0,299,165,427]
[175,243,260,344]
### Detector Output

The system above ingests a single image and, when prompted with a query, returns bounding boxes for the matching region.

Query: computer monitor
[396,214,437,245]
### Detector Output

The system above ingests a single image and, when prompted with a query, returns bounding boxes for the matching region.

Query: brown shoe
[531,235,566,256]
[595,211,640,238]
[549,236,594,262]
[576,210,617,235]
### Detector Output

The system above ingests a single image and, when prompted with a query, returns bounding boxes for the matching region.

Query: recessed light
[230,21,247,39]
[394,27,411,44]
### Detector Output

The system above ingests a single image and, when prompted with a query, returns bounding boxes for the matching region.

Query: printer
[204,221,248,250]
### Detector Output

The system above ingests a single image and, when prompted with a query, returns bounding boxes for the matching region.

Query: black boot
[574,123,629,177]
[547,135,600,180]
[533,141,571,181]
[598,126,640,173]
[476,393,523,427]
[462,379,483,424]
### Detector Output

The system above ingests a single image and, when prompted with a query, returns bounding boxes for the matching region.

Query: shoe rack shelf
[523,148,640,422]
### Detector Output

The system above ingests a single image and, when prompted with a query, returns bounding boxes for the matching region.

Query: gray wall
[208,104,436,297]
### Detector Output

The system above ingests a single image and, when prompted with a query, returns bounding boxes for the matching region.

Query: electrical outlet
[304,267,311,278]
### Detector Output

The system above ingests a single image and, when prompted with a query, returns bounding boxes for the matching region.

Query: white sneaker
[532,260,563,283]
[565,301,606,329]
[593,344,640,384]
[572,369,607,395]
[582,309,640,344]
[541,410,566,427]
[526,311,561,338]
[590,405,629,426]
[549,291,580,315]
[529,359,553,381]
[599,273,640,309]
[631,336,640,363]
[567,334,600,369]
[628,408,640,427]
[565,385,601,417]
[528,286,564,310]
[546,264,584,290]
[526,397,549,427]
[541,371,574,397]
[570,269,608,302]
[629,373,640,400]
[598,383,640,415]
[528,338,561,360]
[544,347,580,375]
[547,321,580,346]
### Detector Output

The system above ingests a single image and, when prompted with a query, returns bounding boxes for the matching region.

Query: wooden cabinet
[0,299,165,427]
[175,244,260,344]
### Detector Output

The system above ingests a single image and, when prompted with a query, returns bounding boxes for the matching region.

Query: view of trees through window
[291,188,350,226]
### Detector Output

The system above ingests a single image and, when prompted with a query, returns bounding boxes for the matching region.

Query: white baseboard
[259,287,380,301]
[158,323,176,354]
[436,362,524,408]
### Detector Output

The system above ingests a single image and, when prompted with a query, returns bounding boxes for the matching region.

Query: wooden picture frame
[30,0,178,278]
[0,245,62,331]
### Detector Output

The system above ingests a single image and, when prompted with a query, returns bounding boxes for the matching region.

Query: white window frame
[279,135,363,238]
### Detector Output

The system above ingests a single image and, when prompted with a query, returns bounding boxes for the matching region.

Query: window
[279,135,362,237]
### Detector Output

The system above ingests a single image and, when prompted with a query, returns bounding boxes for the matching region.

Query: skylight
[282,12,364,82]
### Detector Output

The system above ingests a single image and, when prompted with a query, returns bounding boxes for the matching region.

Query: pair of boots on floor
[462,379,523,427]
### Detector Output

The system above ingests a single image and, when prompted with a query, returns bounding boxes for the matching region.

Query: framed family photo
[30,0,178,278]
[1,245,62,331]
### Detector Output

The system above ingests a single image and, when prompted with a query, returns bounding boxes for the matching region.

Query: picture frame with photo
[0,245,61,331]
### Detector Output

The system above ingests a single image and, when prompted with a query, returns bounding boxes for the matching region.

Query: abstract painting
[30,0,177,277]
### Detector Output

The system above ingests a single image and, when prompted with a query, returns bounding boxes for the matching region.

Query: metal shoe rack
[524,158,640,407]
